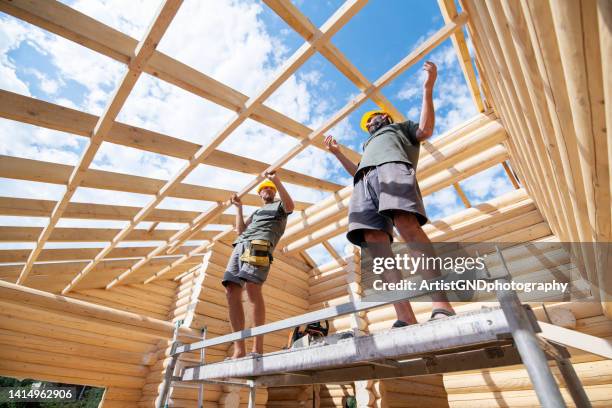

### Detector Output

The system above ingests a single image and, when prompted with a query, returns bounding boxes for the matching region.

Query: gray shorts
[347,161,428,246]
[222,241,270,287]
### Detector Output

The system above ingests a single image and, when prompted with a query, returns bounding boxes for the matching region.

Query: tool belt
[239,239,272,267]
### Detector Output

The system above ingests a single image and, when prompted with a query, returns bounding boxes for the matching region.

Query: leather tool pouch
[239,239,272,267]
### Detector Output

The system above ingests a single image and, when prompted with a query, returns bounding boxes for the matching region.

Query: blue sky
[0,0,513,264]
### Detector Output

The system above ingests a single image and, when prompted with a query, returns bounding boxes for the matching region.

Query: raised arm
[416,61,437,141]
[324,135,358,176]
[265,171,294,213]
[230,194,248,235]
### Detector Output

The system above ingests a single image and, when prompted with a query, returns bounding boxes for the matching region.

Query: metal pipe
[495,246,567,408]
[248,385,256,408]
[554,355,592,408]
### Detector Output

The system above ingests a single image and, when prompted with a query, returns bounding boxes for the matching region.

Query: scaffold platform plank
[181,306,520,386]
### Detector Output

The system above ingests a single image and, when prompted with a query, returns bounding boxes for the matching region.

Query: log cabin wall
[459,0,611,316]
[0,281,200,408]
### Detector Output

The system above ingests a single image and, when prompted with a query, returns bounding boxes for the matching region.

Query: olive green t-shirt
[355,120,421,181]
[234,200,290,249]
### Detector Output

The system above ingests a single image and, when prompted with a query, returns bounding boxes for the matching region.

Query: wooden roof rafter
[0,0,361,161]
[104,0,371,289]
[15,0,183,286]
[266,0,476,209]
[157,2,475,255]
[0,91,343,193]
[139,11,470,285]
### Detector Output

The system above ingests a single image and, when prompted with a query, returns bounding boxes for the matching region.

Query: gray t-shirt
[355,120,421,181]
[234,200,290,249]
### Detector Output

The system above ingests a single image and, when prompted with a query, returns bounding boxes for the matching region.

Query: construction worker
[223,171,294,359]
[324,61,455,327]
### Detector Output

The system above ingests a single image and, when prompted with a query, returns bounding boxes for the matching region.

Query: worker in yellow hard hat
[223,170,294,359]
[324,60,456,328]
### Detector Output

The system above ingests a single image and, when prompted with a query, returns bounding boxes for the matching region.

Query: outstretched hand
[423,61,437,90]
[264,170,279,182]
[230,193,242,207]
[324,135,340,154]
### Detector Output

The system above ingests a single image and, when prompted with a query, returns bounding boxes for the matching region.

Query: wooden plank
[0,226,221,242]
[0,280,198,338]
[437,0,484,112]
[539,321,612,360]
[0,196,225,223]
[598,0,612,317]
[502,161,520,189]
[0,246,198,263]
[0,0,361,161]
[16,0,183,284]
[0,329,153,366]
[105,0,369,288]
[0,91,341,192]
[0,155,310,210]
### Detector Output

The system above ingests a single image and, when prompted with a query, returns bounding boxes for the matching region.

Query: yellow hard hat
[360,110,388,132]
[257,179,277,194]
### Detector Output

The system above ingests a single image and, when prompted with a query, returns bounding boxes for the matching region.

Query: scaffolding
[159,247,593,408]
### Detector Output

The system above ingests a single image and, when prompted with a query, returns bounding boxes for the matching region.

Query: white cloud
[0,119,84,165]
[460,165,513,203]
[424,185,464,220]
[396,44,477,135]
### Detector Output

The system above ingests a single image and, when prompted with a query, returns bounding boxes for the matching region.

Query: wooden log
[0,313,156,353]
[0,280,198,338]
[444,359,612,394]
[0,360,145,388]
[0,298,168,343]
[103,387,143,402]
[68,292,168,320]
[0,328,154,366]
[447,384,612,407]
[418,120,505,179]
[0,344,148,377]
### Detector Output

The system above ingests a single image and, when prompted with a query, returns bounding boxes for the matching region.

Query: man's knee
[245,282,263,300]
[225,282,242,300]
[394,211,422,234]
[363,229,391,243]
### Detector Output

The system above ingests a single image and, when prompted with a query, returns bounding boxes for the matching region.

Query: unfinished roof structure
[0,0,610,407]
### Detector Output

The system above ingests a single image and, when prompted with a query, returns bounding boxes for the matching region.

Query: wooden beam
[538,321,612,360]
[0,90,342,192]
[453,183,471,208]
[437,0,484,112]
[0,246,198,264]
[17,0,182,285]
[0,196,235,224]
[139,12,470,283]
[322,241,347,266]
[0,0,361,162]
[264,0,481,212]
[0,280,198,338]
[0,155,311,210]
[502,161,520,189]
[0,226,222,242]
[598,0,612,318]
[106,0,371,288]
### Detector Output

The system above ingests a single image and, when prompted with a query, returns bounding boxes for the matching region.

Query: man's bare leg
[364,229,418,325]
[394,211,455,317]
[225,282,246,358]
[245,282,266,354]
